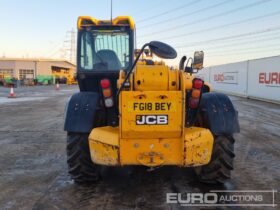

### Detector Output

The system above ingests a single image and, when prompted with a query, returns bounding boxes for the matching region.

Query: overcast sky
[1,0,280,66]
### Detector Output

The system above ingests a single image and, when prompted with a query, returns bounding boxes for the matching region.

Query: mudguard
[199,92,240,135]
[64,92,99,133]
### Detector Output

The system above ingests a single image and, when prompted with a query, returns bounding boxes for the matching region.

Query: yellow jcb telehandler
[64,16,239,184]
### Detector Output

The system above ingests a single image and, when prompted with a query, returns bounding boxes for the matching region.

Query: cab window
[80,30,130,71]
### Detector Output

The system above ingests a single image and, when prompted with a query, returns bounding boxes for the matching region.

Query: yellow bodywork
[89,127,119,165]
[89,126,213,167]
[120,91,183,139]
[88,61,214,167]
[184,127,213,166]
[77,16,135,30]
[82,16,213,168]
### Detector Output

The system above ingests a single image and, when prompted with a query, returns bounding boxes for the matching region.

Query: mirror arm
[179,56,187,70]
[185,57,193,75]
[186,57,193,68]
[116,43,149,98]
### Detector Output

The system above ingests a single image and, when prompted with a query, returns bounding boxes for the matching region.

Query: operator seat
[96,50,122,70]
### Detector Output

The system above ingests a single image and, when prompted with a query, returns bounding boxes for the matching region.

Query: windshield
[79,29,131,71]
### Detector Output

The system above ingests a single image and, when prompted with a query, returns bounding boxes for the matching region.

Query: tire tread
[67,132,100,183]
[195,135,235,184]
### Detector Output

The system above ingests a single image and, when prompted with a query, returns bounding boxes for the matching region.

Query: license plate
[127,102,176,112]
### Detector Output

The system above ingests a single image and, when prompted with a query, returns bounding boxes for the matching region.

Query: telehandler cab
[64,16,239,184]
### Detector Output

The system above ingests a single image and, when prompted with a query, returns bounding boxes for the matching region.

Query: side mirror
[149,41,177,59]
[193,51,204,70]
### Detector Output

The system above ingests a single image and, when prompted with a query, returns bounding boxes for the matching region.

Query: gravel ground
[0,85,279,210]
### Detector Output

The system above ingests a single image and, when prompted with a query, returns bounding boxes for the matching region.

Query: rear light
[189,78,204,109]
[100,79,110,89]
[100,79,114,108]
[189,98,199,109]
[102,88,112,98]
[191,89,201,98]
[193,79,203,89]
[104,98,114,107]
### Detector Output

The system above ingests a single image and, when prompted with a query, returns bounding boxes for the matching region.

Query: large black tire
[194,135,235,184]
[67,132,101,183]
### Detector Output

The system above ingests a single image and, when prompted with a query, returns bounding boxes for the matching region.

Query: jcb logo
[136,115,168,125]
